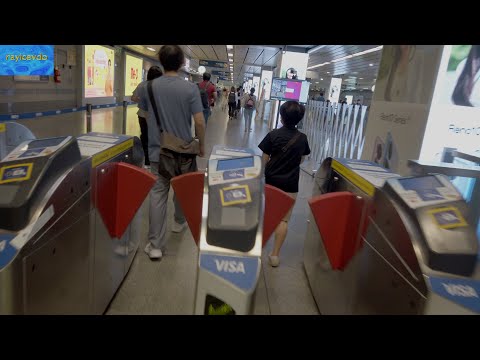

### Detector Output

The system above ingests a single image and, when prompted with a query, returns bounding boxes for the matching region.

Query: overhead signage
[199,59,228,69]
[212,70,231,77]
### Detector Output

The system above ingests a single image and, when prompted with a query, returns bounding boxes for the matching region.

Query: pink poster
[285,81,302,100]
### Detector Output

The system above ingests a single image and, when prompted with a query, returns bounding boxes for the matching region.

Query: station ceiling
[123,45,382,91]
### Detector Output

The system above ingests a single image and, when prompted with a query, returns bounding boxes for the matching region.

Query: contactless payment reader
[204,156,263,253]
[171,146,296,315]
[384,174,477,276]
[194,150,264,315]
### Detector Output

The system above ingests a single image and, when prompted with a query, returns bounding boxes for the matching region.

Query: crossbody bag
[147,80,200,155]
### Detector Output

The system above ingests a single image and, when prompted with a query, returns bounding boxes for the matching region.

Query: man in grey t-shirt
[137,45,206,260]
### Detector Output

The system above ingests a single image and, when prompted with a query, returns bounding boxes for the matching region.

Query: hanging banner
[199,59,228,69]
[260,70,273,101]
[279,52,309,80]
[361,45,444,175]
[328,78,342,103]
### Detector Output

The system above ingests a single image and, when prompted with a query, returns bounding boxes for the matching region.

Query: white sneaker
[172,221,188,233]
[144,242,163,260]
[268,255,280,267]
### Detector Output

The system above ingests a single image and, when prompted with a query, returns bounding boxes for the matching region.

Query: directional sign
[199,59,228,69]
[212,70,231,77]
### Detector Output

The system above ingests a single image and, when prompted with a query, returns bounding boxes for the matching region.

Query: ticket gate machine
[171,146,295,315]
[304,157,480,314]
[0,132,156,314]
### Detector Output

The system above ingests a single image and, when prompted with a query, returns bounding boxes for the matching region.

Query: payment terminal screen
[26,137,66,149]
[398,176,448,202]
[217,157,254,171]
[398,176,443,191]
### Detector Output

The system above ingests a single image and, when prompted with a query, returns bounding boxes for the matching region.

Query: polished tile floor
[18,103,319,315]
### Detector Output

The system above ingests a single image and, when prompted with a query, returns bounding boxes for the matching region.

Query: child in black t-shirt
[258,101,311,267]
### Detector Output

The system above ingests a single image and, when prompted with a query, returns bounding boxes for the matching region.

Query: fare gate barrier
[304,157,480,314]
[171,146,295,315]
[0,132,156,314]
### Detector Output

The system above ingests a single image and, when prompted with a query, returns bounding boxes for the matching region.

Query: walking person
[241,87,256,132]
[135,45,206,260]
[227,86,238,119]
[197,72,217,125]
[131,66,163,167]
[258,101,311,267]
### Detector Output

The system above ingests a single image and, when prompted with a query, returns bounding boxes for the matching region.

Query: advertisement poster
[420,45,480,162]
[252,76,260,97]
[279,52,309,80]
[0,45,54,75]
[373,45,441,105]
[124,54,143,96]
[84,45,115,98]
[328,78,342,103]
[362,45,443,175]
[260,70,273,101]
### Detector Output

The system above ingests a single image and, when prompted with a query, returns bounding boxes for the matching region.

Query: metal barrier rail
[0,102,136,122]
[0,101,138,136]
[301,101,368,175]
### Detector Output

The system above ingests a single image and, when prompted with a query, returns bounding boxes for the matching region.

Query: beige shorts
[282,193,298,222]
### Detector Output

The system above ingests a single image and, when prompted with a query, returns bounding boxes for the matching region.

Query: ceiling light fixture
[307,45,327,54]
[227,45,233,49]
[369,63,374,66]
[146,47,156,52]
[307,45,383,70]
[229,58,233,62]
[320,78,324,80]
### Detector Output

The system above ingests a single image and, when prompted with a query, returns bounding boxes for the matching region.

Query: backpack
[245,95,255,109]
[228,91,236,103]
[198,81,210,109]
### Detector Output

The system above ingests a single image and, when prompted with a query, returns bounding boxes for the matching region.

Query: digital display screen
[124,54,143,96]
[216,157,254,171]
[27,137,66,149]
[398,176,443,191]
[84,45,115,98]
[270,78,310,104]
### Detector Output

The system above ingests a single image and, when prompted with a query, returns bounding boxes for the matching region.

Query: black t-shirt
[258,127,311,193]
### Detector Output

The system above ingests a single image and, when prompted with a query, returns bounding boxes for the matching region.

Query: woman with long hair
[452,45,480,107]
[383,45,416,102]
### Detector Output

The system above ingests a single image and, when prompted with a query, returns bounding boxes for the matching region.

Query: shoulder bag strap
[147,80,163,133]
[266,130,303,170]
[281,130,302,153]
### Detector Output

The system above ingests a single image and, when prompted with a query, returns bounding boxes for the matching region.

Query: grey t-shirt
[137,75,204,162]
[133,81,148,118]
